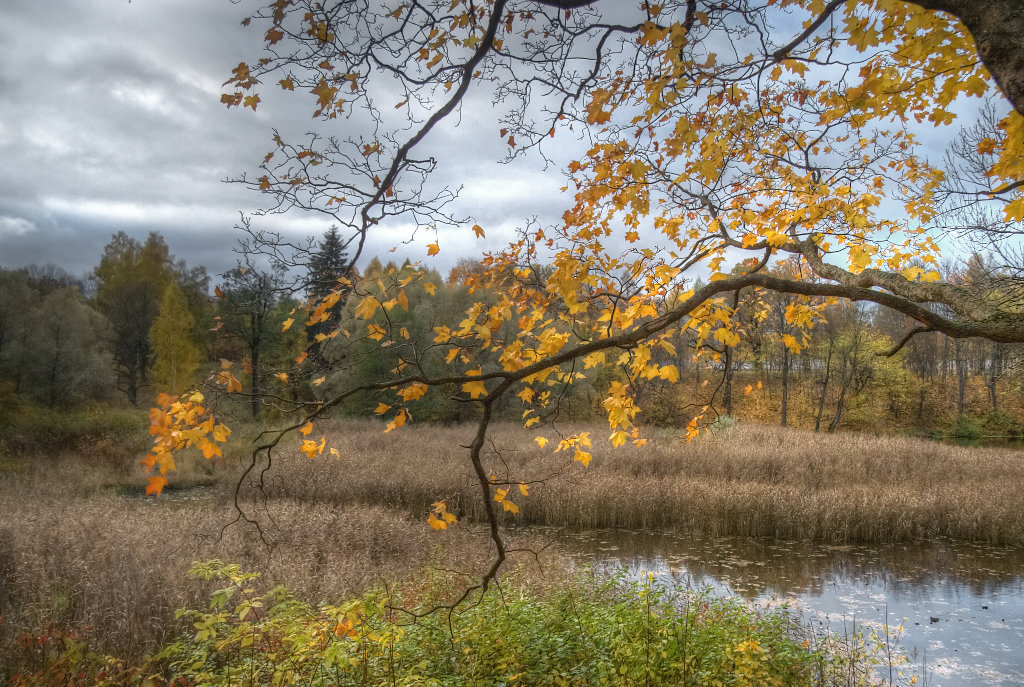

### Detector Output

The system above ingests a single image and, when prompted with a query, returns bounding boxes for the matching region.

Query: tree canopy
[148,0,1024,592]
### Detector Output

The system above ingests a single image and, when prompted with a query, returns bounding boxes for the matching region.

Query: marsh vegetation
[2,417,1023,683]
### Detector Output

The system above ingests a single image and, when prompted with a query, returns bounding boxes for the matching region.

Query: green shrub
[0,403,148,455]
[4,560,916,686]
[982,411,1022,436]
[152,562,900,687]
[946,415,982,440]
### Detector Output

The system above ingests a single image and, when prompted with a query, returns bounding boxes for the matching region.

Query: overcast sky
[0,0,572,281]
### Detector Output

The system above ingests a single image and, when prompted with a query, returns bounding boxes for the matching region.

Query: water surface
[554,530,1024,686]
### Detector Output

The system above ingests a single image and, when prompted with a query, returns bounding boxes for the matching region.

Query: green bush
[0,403,147,454]
[5,561,916,686]
[946,415,982,440]
[148,562,899,687]
[982,411,1022,437]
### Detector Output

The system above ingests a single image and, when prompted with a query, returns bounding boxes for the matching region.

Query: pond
[553,530,1024,687]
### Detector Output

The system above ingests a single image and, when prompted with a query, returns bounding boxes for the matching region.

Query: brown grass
[0,440,543,668]
[262,419,1024,544]
[1,418,1021,669]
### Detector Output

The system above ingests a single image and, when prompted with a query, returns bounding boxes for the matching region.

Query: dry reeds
[261,419,1024,545]
[2,418,1021,669]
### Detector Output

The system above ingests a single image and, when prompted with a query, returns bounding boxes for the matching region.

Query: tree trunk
[815,339,834,432]
[828,367,849,433]
[913,0,1024,117]
[723,344,734,417]
[250,323,261,419]
[955,339,968,417]
[780,345,790,427]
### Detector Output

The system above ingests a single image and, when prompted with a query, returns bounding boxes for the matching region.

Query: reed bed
[2,418,1021,671]
[0,486,526,668]
[260,419,1024,544]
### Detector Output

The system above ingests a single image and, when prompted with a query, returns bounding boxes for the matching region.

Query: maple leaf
[212,424,231,443]
[218,371,243,393]
[427,243,440,257]
[146,475,169,497]
[281,317,294,332]
[198,437,222,460]
[300,421,314,435]
[354,296,378,320]
[300,438,324,458]
[463,379,487,399]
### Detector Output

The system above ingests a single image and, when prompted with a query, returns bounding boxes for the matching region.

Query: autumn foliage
[147,1,1024,583]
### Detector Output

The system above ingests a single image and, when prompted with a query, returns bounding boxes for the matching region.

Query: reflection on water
[552,530,1024,687]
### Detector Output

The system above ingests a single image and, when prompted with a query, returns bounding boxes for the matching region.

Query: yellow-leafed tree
[150,282,200,394]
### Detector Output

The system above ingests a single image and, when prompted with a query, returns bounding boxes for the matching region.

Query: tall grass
[2,417,1020,674]
[261,419,1024,544]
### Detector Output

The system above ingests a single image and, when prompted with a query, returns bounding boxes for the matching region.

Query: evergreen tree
[305,226,350,352]
[150,283,201,394]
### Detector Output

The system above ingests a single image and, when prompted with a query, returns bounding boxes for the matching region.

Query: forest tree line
[1,229,1021,437]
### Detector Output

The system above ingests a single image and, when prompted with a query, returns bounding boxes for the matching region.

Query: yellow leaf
[300,437,324,458]
[1006,197,1024,223]
[218,371,243,394]
[312,376,326,386]
[427,243,440,256]
[281,317,294,332]
[294,351,308,364]
[535,436,549,448]
[300,421,314,436]
[472,224,485,238]
[609,430,628,447]
[573,449,592,467]
[518,483,529,496]
[276,372,289,382]
[424,282,437,296]
[354,296,378,320]
[198,437,222,460]
[398,382,428,401]
[463,379,487,399]
[384,409,408,433]
[212,424,231,443]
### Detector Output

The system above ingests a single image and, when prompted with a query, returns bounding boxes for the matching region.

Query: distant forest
[1,229,1021,439]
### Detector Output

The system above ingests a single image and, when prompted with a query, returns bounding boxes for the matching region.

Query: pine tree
[150,283,201,394]
[306,226,350,350]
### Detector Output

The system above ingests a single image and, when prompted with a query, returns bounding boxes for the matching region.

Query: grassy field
[262,419,1024,544]
[1,415,1020,680]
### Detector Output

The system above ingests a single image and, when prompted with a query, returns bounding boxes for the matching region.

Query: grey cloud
[0,0,577,280]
